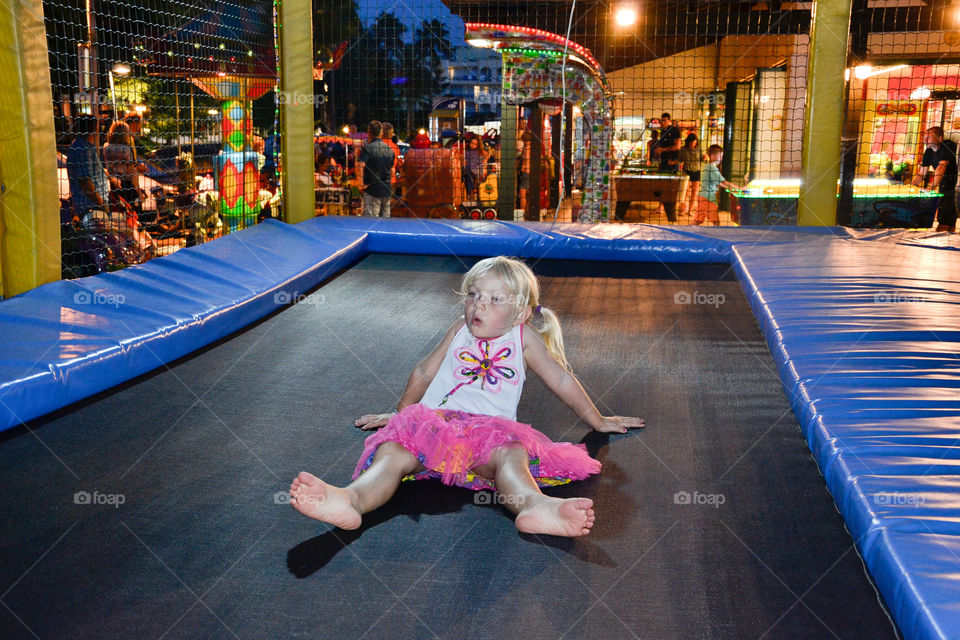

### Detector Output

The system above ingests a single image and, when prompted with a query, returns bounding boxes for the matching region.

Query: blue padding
[731,239,960,640]
[3,215,960,639]
[0,220,369,430]
[296,217,854,263]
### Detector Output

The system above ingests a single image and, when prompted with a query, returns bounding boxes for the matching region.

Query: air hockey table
[733,178,941,227]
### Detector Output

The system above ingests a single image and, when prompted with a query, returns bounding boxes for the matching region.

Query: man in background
[657,112,682,172]
[67,115,110,217]
[381,122,403,197]
[357,120,396,217]
[914,126,957,232]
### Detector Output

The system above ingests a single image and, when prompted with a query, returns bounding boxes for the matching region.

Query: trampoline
[1,217,958,639]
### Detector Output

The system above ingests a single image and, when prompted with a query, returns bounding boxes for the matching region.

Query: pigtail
[532,305,570,371]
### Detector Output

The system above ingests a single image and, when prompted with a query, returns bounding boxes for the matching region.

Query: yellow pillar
[797,0,853,226]
[0,0,61,297]
[278,0,315,224]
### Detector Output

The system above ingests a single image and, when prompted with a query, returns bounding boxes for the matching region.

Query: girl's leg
[472,444,596,537]
[291,442,424,530]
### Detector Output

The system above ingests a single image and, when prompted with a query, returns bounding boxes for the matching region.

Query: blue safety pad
[296,216,841,263]
[732,238,960,640]
[2,215,960,639]
[0,220,368,430]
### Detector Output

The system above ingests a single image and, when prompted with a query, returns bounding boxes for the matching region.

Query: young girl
[290,257,644,538]
[694,144,738,226]
[677,133,702,219]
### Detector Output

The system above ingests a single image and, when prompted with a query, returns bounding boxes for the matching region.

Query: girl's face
[463,272,528,339]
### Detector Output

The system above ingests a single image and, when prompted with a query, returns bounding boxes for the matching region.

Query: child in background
[677,133,702,219]
[694,144,738,226]
[290,256,645,538]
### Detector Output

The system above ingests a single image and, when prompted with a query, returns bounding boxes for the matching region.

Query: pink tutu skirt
[352,404,601,490]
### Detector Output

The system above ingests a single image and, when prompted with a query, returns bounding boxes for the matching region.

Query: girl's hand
[354,412,395,431]
[594,416,646,434]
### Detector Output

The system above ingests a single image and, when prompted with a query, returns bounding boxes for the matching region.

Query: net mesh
[45,0,277,277]
[36,1,960,276]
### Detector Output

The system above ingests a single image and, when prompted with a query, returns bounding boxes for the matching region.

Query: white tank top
[420,323,526,420]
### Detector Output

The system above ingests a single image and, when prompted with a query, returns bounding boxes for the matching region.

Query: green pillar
[797,0,853,226]
[278,0,315,224]
[0,0,61,296]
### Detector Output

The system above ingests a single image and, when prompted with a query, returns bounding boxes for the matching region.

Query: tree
[313,0,361,131]
[400,19,453,136]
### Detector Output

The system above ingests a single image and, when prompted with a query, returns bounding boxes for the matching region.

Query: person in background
[381,122,403,197]
[646,129,661,166]
[657,113,682,172]
[913,126,958,232]
[411,131,432,149]
[316,154,335,186]
[677,133,702,219]
[464,136,487,201]
[124,111,146,161]
[102,120,142,212]
[695,144,738,226]
[517,128,533,210]
[357,120,395,217]
[67,115,110,218]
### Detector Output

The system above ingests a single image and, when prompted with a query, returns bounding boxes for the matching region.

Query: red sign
[877,103,918,115]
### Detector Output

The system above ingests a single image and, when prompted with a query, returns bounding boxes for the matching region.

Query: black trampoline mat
[0,253,898,640]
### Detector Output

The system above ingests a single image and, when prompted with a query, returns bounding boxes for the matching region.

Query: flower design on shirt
[439,338,518,406]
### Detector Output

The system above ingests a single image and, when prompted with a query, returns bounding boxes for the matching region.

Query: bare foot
[289,471,362,530]
[515,496,595,537]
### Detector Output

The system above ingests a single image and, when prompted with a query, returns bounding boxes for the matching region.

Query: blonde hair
[458,256,569,370]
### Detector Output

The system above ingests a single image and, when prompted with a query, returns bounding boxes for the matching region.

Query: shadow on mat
[288,432,634,578]
[287,482,472,578]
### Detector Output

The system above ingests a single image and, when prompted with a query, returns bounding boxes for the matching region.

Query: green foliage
[316,8,453,139]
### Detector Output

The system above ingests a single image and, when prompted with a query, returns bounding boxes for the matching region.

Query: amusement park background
[3,0,960,296]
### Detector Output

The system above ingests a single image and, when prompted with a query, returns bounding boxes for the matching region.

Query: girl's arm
[523,326,645,434]
[355,318,463,430]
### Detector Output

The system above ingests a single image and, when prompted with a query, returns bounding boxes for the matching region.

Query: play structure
[140,3,276,231]
[465,23,614,221]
